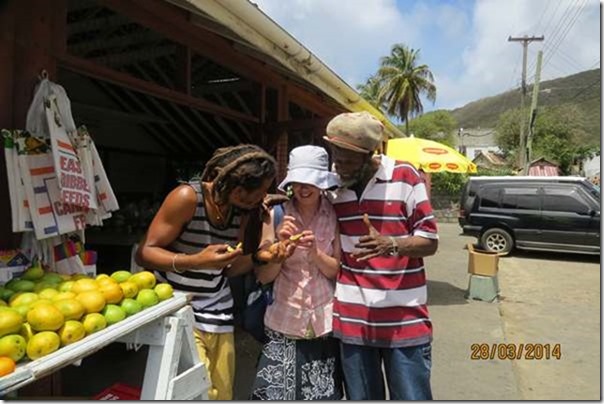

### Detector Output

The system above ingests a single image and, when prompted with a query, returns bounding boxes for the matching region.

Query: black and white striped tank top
[154,181,240,333]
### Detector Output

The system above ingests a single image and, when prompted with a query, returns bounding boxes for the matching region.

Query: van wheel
[480,228,513,255]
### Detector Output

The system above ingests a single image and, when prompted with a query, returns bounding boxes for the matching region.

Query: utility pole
[508,35,544,173]
[526,51,543,169]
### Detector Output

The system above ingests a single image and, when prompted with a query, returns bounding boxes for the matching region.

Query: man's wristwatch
[388,237,399,256]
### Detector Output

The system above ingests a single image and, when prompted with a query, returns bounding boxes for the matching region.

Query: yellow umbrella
[385,136,477,173]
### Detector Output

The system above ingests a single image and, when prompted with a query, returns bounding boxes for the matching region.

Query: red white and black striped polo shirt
[328,155,438,348]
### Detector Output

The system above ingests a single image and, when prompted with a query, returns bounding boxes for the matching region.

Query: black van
[458,176,600,255]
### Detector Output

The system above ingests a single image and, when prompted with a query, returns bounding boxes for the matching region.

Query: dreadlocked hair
[201,144,277,205]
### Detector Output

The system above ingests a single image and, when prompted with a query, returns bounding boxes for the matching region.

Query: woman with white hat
[249,145,343,400]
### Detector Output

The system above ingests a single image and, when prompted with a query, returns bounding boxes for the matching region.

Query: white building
[457,128,501,160]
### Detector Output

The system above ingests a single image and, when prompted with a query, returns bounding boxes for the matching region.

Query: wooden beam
[264,117,331,133]
[98,0,340,118]
[94,81,183,154]
[91,45,176,67]
[71,101,169,124]
[128,63,225,149]
[174,46,191,95]
[275,85,289,183]
[69,31,159,55]
[149,59,175,89]
[57,53,260,124]
[67,14,131,36]
[192,80,253,96]
[215,94,251,140]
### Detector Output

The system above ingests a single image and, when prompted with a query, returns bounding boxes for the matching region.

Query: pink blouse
[264,196,338,338]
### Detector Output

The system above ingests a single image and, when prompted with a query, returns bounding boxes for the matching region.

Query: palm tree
[377,44,436,135]
[356,75,384,110]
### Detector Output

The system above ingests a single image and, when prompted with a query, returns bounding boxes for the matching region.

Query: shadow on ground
[427,280,469,306]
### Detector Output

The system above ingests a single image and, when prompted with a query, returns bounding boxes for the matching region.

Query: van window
[501,187,540,210]
[542,187,589,214]
[479,187,499,208]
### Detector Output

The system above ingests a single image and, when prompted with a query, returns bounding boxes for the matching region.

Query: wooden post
[175,46,191,95]
[12,0,58,127]
[0,0,65,249]
[275,85,289,184]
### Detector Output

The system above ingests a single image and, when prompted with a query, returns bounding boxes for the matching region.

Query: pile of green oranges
[0,267,173,376]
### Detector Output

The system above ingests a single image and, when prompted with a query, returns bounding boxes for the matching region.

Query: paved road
[498,248,600,400]
[234,222,600,400]
[427,223,519,400]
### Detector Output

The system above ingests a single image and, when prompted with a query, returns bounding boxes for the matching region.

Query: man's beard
[339,162,372,188]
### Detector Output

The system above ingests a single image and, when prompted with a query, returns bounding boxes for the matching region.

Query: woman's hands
[255,215,319,263]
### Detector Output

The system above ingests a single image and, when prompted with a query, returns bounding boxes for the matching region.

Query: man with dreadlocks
[136,144,286,400]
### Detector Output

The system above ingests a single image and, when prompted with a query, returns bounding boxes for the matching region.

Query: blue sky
[253,0,600,113]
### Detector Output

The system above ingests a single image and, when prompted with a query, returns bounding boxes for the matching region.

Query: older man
[324,111,439,400]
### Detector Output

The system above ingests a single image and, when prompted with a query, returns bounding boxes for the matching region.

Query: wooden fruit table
[0,291,209,400]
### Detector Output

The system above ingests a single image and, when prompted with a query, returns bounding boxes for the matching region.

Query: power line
[566,77,601,103]
[541,0,588,71]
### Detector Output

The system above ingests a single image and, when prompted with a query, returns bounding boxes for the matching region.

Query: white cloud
[254,0,412,86]
[438,0,601,110]
[252,0,600,113]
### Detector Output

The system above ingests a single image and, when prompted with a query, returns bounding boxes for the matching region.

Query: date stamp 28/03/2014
[470,343,562,360]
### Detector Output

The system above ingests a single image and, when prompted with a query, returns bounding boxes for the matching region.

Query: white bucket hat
[278,145,341,191]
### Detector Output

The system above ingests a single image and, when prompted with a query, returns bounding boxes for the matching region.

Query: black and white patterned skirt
[250,328,343,400]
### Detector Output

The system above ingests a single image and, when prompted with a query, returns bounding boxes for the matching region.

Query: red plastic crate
[93,383,141,400]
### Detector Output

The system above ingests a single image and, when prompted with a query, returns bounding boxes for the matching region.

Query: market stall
[0,292,209,400]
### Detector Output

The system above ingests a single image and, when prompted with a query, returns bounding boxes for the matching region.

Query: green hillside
[450,68,600,144]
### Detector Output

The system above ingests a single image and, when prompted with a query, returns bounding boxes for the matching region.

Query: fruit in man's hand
[0,334,27,362]
[26,331,60,360]
[226,242,242,253]
[289,233,304,242]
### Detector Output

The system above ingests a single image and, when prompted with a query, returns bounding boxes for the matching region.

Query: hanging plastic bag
[45,94,97,209]
[16,134,89,240]
[88,130,119,213]
[2,130,33,232]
